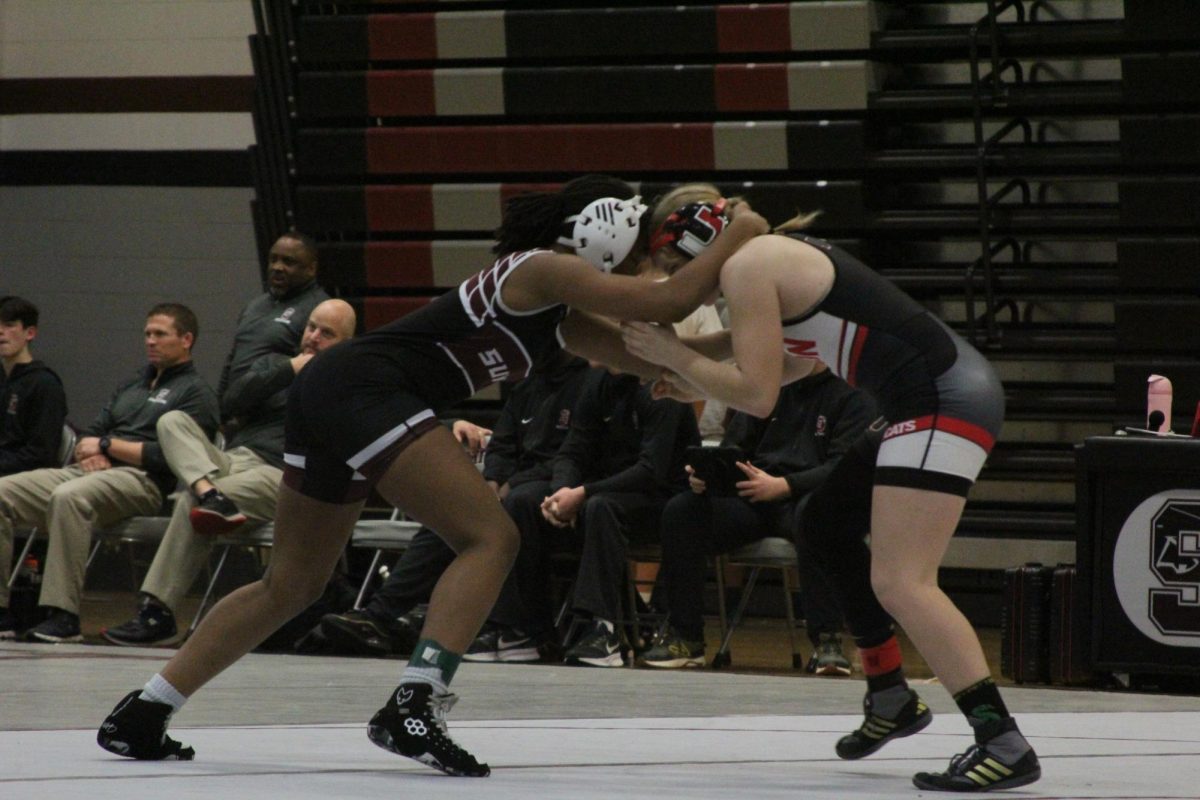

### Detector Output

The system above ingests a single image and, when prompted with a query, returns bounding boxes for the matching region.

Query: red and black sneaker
[189,489,247,536]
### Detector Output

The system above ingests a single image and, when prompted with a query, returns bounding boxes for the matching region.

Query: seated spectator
[639,360,877,671]
[102,299,356,646]
[0,296,68,479]
[541,366,699,667]
[321,350,591,659]
[0,303,219,642]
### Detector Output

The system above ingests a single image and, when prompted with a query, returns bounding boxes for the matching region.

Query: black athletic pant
[659,491,844,644]
[798,428,895,645]
[570,492,667,624]
[364,526,455,622]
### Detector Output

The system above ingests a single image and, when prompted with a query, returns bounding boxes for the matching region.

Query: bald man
[102,299,357,646]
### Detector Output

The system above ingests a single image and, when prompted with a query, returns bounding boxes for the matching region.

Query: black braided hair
[493,174,636,256]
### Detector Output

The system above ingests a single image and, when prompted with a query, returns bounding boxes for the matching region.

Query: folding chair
[187,521,274,634]
[348,509,422,609]
[712,536,804,669]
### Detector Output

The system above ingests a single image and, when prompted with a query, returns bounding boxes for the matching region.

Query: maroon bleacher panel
[364,242,436,287]
[296,17,368,64]
[503,66,715,116]
[505,7,717,59]
[295,187,367,232]
[295,131,367,176]
[366,186,436,231]
[363,124,715,174]
[786,120,869,173]
[369,14,436,61]
[1116,238,1200,291]
[716,4,792,53]
[364,296,434,331]
[714,64,789,112]
[297,73,367,118]
[368,71,435,116]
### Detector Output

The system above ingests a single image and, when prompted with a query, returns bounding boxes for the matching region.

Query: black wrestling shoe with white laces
[913,718,1041,792]
[836,687,932,759]
[367,683,489,777]
[97,691,195,761]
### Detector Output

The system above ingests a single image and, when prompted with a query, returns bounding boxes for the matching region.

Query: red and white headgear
[649,199,730,260]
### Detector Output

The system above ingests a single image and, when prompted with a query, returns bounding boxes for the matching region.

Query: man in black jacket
[640,361,877,671]
[542,368,700,668]
[102,299,355,647]
[0,303,219,642]
[0,296,67,478]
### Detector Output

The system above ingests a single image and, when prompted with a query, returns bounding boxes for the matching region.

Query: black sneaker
[638,629,706,668]
[97,690,195,760]
[465,625,543,663]
[913,718,1041,791]
[320,608,417,657]
[188,489,247,536]
[0,608,15,640]
[25,608,83,643]
[367,683,489,777]
[102,595,181,646]
[836,688,933,759]
[805,632,852,676]
[563,620,623,667]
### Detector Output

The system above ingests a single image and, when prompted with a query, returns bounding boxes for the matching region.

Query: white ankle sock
[140,673,187,711]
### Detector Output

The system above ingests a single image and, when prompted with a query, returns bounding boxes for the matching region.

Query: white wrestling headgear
[557,195,648,273]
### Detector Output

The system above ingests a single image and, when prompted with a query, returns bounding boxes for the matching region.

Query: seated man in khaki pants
[102,299,356,646]
[0,303,219,643]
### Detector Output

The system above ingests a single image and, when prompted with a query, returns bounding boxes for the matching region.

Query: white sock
[139,673,187,711]
[399,668,449,695]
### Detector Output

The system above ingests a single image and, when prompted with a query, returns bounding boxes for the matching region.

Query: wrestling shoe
[805,632,852,676]
[189,489,247,536]
[836,687,932,759]
[97,691,195,760]
[367,682,489,777]
[912,718,1041,791]
[638,629,706,668]
[563,620,623,667]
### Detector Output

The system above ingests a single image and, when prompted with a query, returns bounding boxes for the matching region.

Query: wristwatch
[98,436,112,456]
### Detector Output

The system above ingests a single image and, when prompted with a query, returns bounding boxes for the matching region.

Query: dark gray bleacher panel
[1118,180,1200,229]
[1116,238,1200,291]
[1115,300,1200,354]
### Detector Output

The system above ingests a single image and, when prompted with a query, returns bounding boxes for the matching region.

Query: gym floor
[3,590,1198,799]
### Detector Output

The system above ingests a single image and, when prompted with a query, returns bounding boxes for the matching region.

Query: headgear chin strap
[649,198,730,260]
[557,195,648,272]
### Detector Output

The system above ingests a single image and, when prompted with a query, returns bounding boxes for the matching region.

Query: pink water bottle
[1146,374,1173,434]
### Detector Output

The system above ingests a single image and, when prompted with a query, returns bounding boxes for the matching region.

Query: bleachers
[246,0,1200,605]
